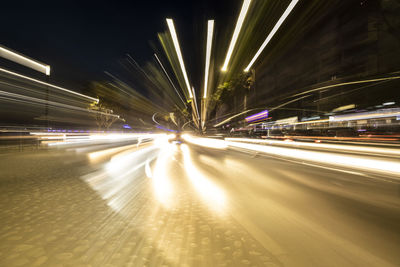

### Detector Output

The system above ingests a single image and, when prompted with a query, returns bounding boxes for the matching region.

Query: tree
[88,102,122,131]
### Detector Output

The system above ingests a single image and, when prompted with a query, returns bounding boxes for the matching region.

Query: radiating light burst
[181,144,226,211]
[166,18,193,99]
[222,0,252,72]
[244,0,299,72]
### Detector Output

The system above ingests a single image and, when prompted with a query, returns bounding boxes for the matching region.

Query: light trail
[0,67,98,102]
[166,18,193,99]
[203,20,214,98]
[290,75,400,98]
[182,134,227,149]
[0,45,50,75]
[226,138,400,157]
[244,0,299,72]
[154,53,186,105]
[221,0,252,71]
[225,139,400,177]
[0,89,113,117]
[183,135,400,177]
[213,95,310,127]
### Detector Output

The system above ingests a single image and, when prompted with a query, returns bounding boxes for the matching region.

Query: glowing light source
[221,0,252,72]
[0,45,50,75]
[244,0,299,72]
[383,102,395,106]
[0,67,98,103]
[166,18,193,99]
[204,20,214,98]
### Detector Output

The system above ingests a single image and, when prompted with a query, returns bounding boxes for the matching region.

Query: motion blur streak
[0,67,98,102]
[181,144,226,211]
[44,133,157,147]
[226,139,400,177]
[226,137,400,157]
[0,45,50,75]
[88,143,141,161]
[221,0,251,72]
[182,134,227,149]
[83,144,158,213]
[203,20,214,99]
[151,142,175,207]
[244,0,299,72]
[166,18,193,99]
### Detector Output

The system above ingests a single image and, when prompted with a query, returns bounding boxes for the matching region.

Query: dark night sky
[1,0,238,92]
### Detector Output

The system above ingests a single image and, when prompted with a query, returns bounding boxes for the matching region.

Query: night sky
[1,0,237,92]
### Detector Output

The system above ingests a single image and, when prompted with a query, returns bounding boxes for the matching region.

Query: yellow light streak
[166,18,193,99]
[222,0,252,71]
[244,0,299,72]
[204,20,214,98]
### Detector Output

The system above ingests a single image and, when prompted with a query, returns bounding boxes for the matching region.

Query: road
[0,135,399,266]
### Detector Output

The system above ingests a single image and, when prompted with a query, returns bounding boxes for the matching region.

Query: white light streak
[226,138,400,157]
[154,53,186,105]
[222,0,252,72]
[166,18,193,99]
[0,45,50,76]
[0,67,98,103]
[383,102,395,106]
[226,140,400,176]
[204,20,214,98]
[244,0,299,72]
[182,135,227,149]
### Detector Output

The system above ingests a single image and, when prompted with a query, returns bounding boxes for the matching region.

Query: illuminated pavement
[0,138,399,266]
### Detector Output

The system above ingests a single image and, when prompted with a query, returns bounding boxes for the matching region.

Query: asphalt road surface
[0,138,399,266]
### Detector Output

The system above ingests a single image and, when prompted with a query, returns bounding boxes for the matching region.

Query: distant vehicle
[169,132,183,144]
